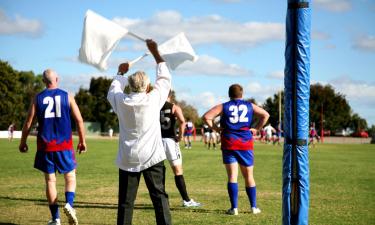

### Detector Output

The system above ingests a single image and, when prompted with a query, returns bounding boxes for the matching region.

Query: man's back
[36,88,73,152]
[107,62,171,172]
[220,99,254,150]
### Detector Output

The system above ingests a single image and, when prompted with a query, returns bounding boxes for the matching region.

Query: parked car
[351,130,369,138]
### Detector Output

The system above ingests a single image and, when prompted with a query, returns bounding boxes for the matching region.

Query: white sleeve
[149,62,172,109]
[107,75,129,114]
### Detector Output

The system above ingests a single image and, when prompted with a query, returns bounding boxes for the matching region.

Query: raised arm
[173,104,186,142]
[147,39,171,108]
[19,97,36,153]
[203,104,223,132]
[147,39,165,64]
[69,95,87,154]
[107,63,130,113]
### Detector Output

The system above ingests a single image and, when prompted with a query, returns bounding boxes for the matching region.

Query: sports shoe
[226,208,238,215]
[251,207,261,214]
[47,218,61,225]
[63,203,78,225]
[183,199,201,207]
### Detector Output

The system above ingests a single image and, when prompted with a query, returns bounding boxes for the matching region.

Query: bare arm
[19,97,36,152]
[69,95,87,154]
[203,104,223,132]
[252,103,270,132]
[147,39,165,64]
[173,104,186,142]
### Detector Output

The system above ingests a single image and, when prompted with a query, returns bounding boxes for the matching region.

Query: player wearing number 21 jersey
[19,69,86,225]
[36,88,74,152]
[203,84,269,216]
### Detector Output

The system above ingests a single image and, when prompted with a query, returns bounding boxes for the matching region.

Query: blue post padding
[283,0,311,225]
[296,145,309,224]
[282,144,292,224]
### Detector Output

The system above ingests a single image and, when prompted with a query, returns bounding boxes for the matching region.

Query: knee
[173,166,183,176]
[64,172,76,182]
[46,176,57,184]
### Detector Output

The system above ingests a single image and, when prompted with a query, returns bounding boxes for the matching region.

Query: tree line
[263,84,369,135]
[1,60,373,136]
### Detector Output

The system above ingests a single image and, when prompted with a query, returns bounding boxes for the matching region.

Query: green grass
[0,138,374,225]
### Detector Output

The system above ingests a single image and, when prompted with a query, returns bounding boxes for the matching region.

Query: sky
[1,0,374,126]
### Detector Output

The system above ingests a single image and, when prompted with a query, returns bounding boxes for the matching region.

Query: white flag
[158,33,198,70]
[78,10,128,71]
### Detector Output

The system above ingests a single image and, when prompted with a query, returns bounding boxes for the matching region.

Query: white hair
[128,71,150,93]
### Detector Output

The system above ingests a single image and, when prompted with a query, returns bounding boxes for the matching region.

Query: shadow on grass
[0,195,117,209]
[0,196,226,214]
[0,223,19,225]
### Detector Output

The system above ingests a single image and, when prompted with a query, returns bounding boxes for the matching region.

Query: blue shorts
[184,133,192,137]
[34,150,76,174]
[222,149,254,167]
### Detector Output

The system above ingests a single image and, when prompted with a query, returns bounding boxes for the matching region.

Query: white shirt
[264,125,275,137]
[107,62,171,172]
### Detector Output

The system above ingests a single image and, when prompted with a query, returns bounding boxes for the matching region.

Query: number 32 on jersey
[229,104,249,123]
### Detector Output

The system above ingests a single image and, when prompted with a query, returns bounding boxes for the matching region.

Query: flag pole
[128,32,146,42]
[129,53,149,67]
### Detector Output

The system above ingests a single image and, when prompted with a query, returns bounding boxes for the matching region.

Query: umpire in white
[107,39,172,225]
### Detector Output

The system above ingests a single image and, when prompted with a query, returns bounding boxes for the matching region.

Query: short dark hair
[228,84,243,99]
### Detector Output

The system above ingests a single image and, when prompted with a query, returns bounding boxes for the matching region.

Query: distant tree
[18,71,44,120]
[245,98,257,105]
[262,91,284,128]
[368,125,375,137]
[310,83,353,133]
[0,61,43,129]
[349,113,368,132]
[0,61,24,129]
[263,83,368,135]
[74,88,95,122]
[177,100,202,127]
[75,77,118,132]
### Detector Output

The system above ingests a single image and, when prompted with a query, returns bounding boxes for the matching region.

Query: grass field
[0,137,374,225]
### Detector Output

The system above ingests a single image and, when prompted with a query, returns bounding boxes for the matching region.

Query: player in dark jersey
[201,124,210,147]
[19,69,86,225]
[160,92,201,207]
[203,84,269,216]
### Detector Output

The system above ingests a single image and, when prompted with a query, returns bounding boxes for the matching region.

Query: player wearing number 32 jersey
[203,84,269,216]
[19,69,86,225]
[221,100,254,151]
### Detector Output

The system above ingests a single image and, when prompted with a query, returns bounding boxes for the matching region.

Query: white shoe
[226,208,238,215]
[251,207,261,214]
[47,218,61,225]
[63,203,78,225]
[183,199,201,207]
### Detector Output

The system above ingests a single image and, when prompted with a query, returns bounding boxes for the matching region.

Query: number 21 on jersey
[229,104,249,123]
[43,96,61,118]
